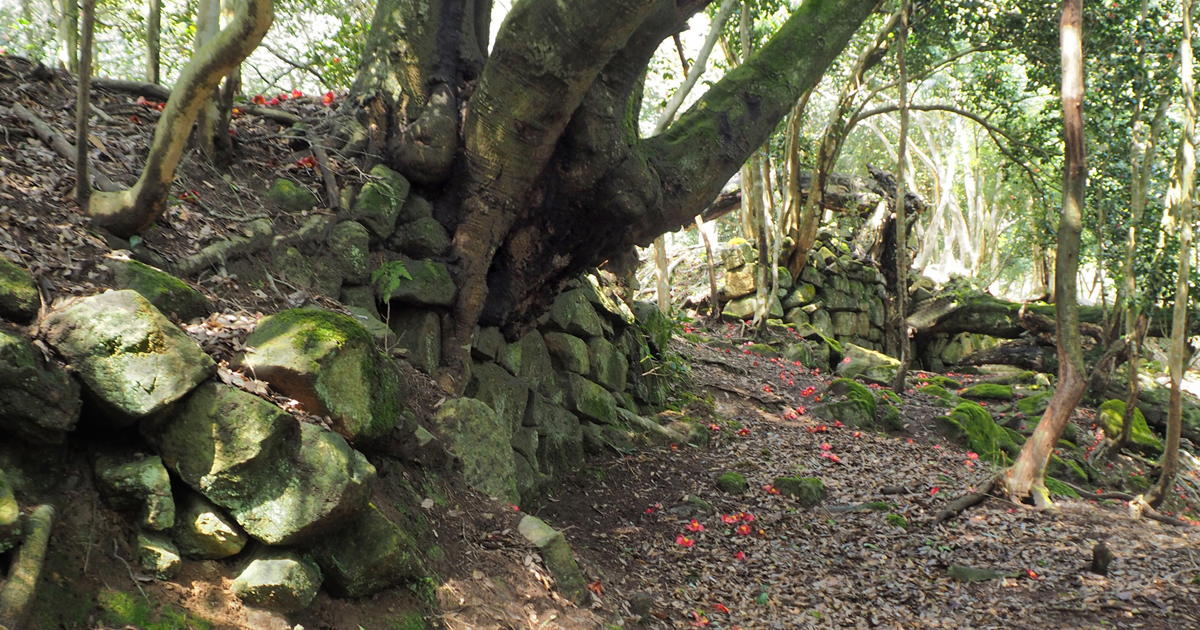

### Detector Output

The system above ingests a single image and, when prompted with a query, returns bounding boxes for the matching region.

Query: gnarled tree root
[1059,481,1199,528]
[936,478,997,522]
[0,505,56,630]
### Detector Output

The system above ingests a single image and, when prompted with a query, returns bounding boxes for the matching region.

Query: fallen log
[958,341,1059,373]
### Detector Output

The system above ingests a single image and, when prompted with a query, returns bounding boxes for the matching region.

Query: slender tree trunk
[1002,0,1087,510]
[194,0,224,162]
[1148,0,1195,508]
[698,216,721,318]
[147,0,162,83]
[57,0,78,73]
[75,0,95,207]
[87,0,274,237]
[890,0,911,391]
[655,237,670,313]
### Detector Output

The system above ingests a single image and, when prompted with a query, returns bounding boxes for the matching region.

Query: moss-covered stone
[0,257,37,323]
[550,290,605,338]
[387,217,451,259]
[266,178,317,212]
[388,308,441,375]
[828,378,877,417]
[136,531,181,580]
[722,294,783,320]
[231,547,320,613]
[329,221,373,284]
[918,384,958,407]
[1048,454,1089,484]
[501,331,562,402]
[466,361,530,432]
[433,398,517,501]
[517,516,587,604]
[0,328,81,444]
[587,336,628,392]
[43,290,215,424]
[632,301,673,355]
[354,165,411,241]
[0,468,22,554]
[234,308,403,442]
[783,282,817,309]
[1097,399,1163,456]
[544,332,589,374]
[561,372,618,425]
[934,401,1018,465]
[93,447,175,531]
[810,400,874,429]
[837,343,899,383]
[879,404,904,430]
[959,383,1014,401]
[374,260,457,307]
[716,471,748,494]
[314,504,425,598]
[773,476,824,506]
[471,326,507,362]
[171,491,246,559]
[1016,390,1055,416]
[722,263,758,298]
[109,258,211,321]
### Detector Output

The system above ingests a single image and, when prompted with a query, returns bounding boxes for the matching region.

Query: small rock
[716,471,748,494]
[0,257,38,323]
[773,476,824,506]
[313,504,425,598]
[232,548,321,613]
[136,531,181,579]
[93,448,175,530]
[171,492,247,559]
[266,179,317,212]
[108,257,212,321]
[1092,541,1114,576]
[517,515,587,604]
[374,260,457,307]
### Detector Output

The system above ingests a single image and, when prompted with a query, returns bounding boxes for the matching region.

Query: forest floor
[3,53,1200,630]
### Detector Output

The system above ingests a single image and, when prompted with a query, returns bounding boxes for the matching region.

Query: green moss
[829,378,876,417]
[918,384,958,407]
[885,513,908,528]
[864,501,891,511]
[98,589,210,630]
[1097,399,1163,455]
[716,471,749,494]
[256,308,375,354]
[1016,391,1055,416]
[1044,477,1080,498]
[876,389,903,405]
[1048,455,1089,484]
[773,476,824,506]
[934,401,1018,465]
[266,178,317,212]
[880,404,903,430]
[389,612,428,630]
[918,375,962,389]
[958,383,1013,400]
[426,545,445,563]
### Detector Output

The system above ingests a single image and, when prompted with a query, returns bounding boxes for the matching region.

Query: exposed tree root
[1060,481,1198,528]
[935,478,996,522]
[0,505,56,630]
[2,103,120,192]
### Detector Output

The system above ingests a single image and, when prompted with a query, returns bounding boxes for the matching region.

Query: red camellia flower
[967,452,979,460]
[708,423,720,431]
[722,513,740,524]
[685,519,705,532]
[736,523,752,536]
[292,88,303,98]
[323,91,335,106]
[676,534,695,547]
[764,484,780,495]
[278,92,289,100]
[853,431,861,437]
[714,603,730,613]
[930,486,940,496]
[820,443,832,451]
[738,428,750,436]
[834,420,843,427]
[740,512,755,522]
[252,94,266,105]
[734,551,746,560]
[268,97,280,106]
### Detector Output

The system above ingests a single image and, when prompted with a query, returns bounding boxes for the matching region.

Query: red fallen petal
[685,519,705,532]
[1026,568,1038,579]
[722,514,740,524]
[734,551,746,560]
[741,512,755,522]
[853,431,861,437]
[714,603,730,613]
[736,524,752,535]
[820,443,832,450]
[252,94,266,104]
[930,487,940,496]
[834,421,843,427]
[268,98,280,105]
[292,88,303,98]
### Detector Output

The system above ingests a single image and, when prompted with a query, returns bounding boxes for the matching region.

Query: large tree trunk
[346,0,883,389]
[86,0,273,237]
[1148,0,1196,508]
[1002,0,1087,510]
[890,0,911,392]
[57,0,78,73]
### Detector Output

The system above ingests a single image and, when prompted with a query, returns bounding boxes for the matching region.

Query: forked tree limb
[0,505,56,630]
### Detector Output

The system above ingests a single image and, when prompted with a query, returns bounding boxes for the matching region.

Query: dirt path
[533,334,1200,629]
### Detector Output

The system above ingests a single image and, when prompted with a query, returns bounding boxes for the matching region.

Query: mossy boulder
[959,383,1014,401]
[171,491,247,559]
[632,301,673,355]
[433,398,518,502]
[109,258,211,321]
[388,308,441,375]
[1016,390,1055,416]
[722,294,783,320]
[471,326,507,362]
[527,394,584,480]
[879,404,904,430]
[0,328,81,444]
[354,164,411,242]
[314,504,426,598]
[722,263,758,299]
[0,468,22,554]
[233,308,403,442]
[544,332,590,374]
[918,384,959,407]
[773,476,824,506]
[588,337,628,392]
[517,515,587,604]
[374,260,457,307]
[92,448,175,531]
[1048,454,1089,484]
[836,343,899,383]
[0,257,38,323]
[561,372,618,425]
[465,361,530,432]
[716,471,748,494]
[42,290,215,425]
[828,378,877,416]
[934,401,1018,464]
[1097,399,1163,456]
[136,531,181,580]
[266,178,317,212]
[145,382,375,545]
[328,221,373,284]
[232,547,321,613]
[500,331,561,402]
[387,217,451,259]
[550,290,605,338]
[580,273,636,325]
[783,282,817,309]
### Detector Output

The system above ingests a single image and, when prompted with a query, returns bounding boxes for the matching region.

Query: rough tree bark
[75,0,95,207]
[1148,0,1195,508]
[147,0,162,83]
[57,0,78,73]
[344,0,883,390]
[890,0,911,392]
[86,0,273,237]
[1002,0,1087,510]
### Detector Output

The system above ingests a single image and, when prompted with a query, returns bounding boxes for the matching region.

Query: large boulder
[233,308,403,442]
[0,257,38,323]
[388,308,441,375]
[722,263,758,299]
[432,398,518,502]
[232,548,321,613]
[171,491,247,559]
[526,394,584,480]
[561,373,617,425]
[0,328,81,444]
[544,332,589,375]
[328,221,373,284]
[314,504,425,598]
[353,164,411,242]
[549,290,604,338]
[465,361,530,432]
[500,331,561,402]
[935,402,1020,464]
[1098,399,1163,456]
[92,448,175,531]
[835,343,900,384]
[587,337,627,393]
[108,258,212,321]
[517,516,587,604]
[42,290,215,424]
[266,178,317,212]
[580,274,635,325]
[387,217,451,259]
[144,382,374,545]
[374,260,457,307]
